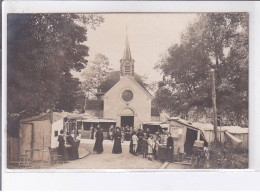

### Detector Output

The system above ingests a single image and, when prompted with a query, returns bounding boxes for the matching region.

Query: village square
[6,13,249,170]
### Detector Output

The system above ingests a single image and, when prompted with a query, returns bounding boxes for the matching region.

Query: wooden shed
[192,122,248,151]
[19,112,69,161]
[168,117,209,156]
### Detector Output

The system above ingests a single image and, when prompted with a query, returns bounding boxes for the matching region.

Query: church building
[103,33,152,129]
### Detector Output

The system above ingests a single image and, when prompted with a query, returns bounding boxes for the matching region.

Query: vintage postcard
[5,10,249,170]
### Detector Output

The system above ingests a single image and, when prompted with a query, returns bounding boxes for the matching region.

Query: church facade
[103,34,152,129]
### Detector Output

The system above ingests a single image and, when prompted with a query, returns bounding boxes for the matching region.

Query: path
[51,139,163,169]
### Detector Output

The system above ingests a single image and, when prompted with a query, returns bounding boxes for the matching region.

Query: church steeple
[123,33,132,60]
[120,29,135,78]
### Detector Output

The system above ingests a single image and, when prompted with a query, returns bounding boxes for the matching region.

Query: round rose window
[122,90,133,102]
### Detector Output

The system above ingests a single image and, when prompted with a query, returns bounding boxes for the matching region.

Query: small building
[19,112,69,161]
[80,117,116,139]
[103,32,152,129]
[168,117,209,155]
[192,122,248,151]
[142,121,169,134]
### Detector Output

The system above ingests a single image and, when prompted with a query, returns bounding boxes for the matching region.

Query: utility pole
[211,69,218,142]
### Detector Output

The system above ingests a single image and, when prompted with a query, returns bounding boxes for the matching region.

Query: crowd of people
[129,129,174,162]
[92,125,175,163]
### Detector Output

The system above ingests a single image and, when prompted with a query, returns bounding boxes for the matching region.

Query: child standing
[132,132,138,155]
[147,135,154,160]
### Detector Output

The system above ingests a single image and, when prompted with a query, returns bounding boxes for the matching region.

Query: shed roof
[20,112,69,124]
[192,122,248,134]
[168,117,209,143]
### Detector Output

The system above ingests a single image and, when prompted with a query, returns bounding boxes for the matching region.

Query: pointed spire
[120,26,134,78]
[123,27,132,60]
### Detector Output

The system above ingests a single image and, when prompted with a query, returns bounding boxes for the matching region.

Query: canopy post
[197,130,200,140]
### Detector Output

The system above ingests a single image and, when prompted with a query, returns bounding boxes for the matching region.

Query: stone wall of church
[103,77,151,129]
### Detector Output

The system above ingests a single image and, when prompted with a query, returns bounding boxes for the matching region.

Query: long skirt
[167,148,174,162]
[141,141,148,155]
[136,139,142,154]
[58,145,66,161]
[93,139,103,154]
[112,139,122,154]
[148,144,153,154]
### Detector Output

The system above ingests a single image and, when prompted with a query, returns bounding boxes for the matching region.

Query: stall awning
[142,121,169,128]
[82,117,116,123]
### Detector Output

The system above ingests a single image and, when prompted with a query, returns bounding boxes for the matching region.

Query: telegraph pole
[211,69,218,142]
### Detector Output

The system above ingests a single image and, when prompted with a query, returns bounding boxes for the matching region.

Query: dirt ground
[51,139,163,169]
[8,139,189,169]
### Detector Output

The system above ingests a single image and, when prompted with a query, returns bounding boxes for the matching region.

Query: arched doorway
[120,108,135,128]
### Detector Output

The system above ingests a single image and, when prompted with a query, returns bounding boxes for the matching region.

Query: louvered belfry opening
[120,32,135,78]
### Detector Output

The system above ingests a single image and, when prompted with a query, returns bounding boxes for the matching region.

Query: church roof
[126,75,152,98]
[104,75,153,99]
[123,33,132,60]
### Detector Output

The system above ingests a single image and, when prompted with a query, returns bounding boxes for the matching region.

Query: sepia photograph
[6,12,249,170]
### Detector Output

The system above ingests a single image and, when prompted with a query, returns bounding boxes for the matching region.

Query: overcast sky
[73,13,198,83]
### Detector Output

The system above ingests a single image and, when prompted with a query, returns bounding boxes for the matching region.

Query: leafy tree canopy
[155,13,248,126]
[7,14,104,136]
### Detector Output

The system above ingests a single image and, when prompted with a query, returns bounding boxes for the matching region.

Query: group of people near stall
[57,129,80,162]
[129,129,174,162]
[92,126,175,163]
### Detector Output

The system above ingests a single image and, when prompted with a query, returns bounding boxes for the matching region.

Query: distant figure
[129,130,135,154]
[121,127,126,143]
[89,126,93,139]
[112,127,122,154]
[141,136,148,158]
[132,132,139,155]
[167,133,174,162]
[147,135,154,160]
[125,126,131,141]
[93,127,103,154]
[108,125,114,141]
[57,130,66,162]
[66,133,79,160]
[73,125,79,139]
[146,128,151,137]
[154,132,160,160]
[136,129,144,154]
[90,127,95,139]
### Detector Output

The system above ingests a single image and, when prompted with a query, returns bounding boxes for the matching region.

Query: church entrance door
[121,116,134,128]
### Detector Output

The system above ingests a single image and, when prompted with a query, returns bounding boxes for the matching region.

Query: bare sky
[74,13,197,83]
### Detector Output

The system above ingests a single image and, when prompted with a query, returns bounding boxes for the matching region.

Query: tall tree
[81,53,112,98]
[155,13,248,128]
[7,14,104,124]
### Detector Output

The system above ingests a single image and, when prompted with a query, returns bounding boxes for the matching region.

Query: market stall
[156,133,169,161]
[142,121,169,135]
[81,117,116,139]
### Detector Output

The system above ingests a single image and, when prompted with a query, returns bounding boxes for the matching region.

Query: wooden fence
[7,136,20,162]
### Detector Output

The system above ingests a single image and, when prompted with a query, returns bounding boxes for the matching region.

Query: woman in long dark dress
[58,130,66,162]
[112,127,122,154]
[93,128,103,154]
[136,129,144,154]
[166,133,174,162]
